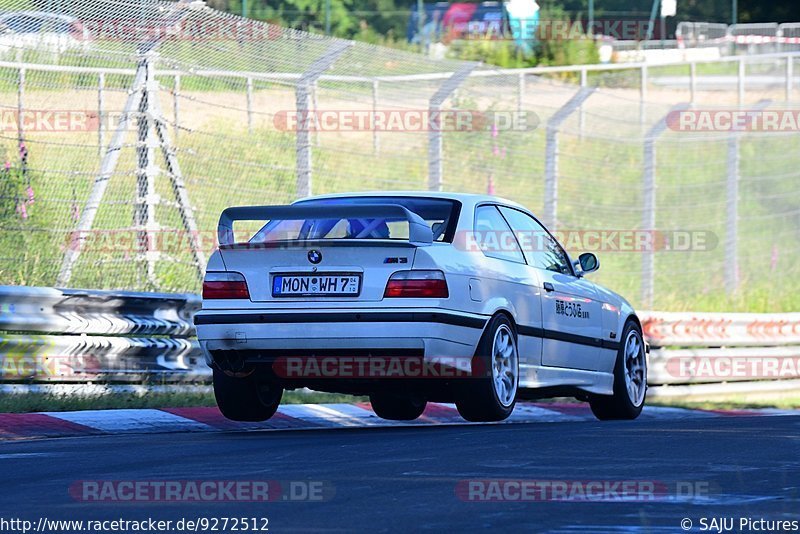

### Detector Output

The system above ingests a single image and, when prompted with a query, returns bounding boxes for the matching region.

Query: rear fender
[206,250,226,272]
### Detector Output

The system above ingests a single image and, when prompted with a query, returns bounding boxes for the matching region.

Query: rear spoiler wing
[218,203,434,246]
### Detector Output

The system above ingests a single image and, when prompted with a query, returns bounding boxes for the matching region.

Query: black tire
[213,368,283,422]
[589,319,647,421]
[455,314,519,422]
[369,392,426,421]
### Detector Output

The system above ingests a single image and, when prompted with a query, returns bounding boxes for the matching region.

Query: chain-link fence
[0,0,798,312]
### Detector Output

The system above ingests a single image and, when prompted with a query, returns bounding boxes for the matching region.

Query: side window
[474,205,524,264]
[498,207,573,275]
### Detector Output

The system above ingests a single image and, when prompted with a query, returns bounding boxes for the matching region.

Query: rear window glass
[248,197,460,243]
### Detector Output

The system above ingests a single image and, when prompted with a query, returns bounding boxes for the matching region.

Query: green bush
[448,40,533,68]
[448,36,600,69]
[536,37,600,67]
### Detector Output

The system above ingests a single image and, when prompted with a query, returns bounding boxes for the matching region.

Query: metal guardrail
[0,286,797,401]
[0,286,208,383]
[675,22,729,45]
[642,311,800,347]
[0,286,199,336]
[3,50,800,84]
[676,21,800,47]
[643,311,800,400]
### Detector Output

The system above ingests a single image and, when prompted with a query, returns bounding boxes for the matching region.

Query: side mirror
[578,252,599,274]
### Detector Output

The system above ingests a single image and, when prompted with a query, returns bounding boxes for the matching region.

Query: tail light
[203,271,250,299]
[384,270,449,298]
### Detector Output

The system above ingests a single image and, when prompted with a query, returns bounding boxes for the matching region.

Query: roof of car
[296,191,528,211]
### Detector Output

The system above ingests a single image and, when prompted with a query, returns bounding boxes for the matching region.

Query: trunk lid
[219,241,418,302]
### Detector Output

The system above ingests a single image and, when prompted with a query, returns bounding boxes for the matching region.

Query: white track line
[639,406,720,419]
[29,403,800,438]
[312,403,391,425]
[277,404,355,426]
[506,404,588,422]
[41,409,213,433]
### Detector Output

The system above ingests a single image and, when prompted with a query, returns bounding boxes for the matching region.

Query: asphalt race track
[1,410,799,532]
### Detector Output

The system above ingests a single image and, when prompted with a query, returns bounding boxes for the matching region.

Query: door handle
[543,282,555,292]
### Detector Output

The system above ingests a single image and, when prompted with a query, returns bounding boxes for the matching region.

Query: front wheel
[213,368,283,422]
[456,314,519,422]
[590,319,647,420]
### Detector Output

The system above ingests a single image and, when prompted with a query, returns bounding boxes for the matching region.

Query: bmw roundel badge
[307,249,322,264]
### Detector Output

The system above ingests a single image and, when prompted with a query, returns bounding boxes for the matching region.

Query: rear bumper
[194,308,487,365]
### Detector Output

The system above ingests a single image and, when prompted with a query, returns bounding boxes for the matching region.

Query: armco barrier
[0,286,797,400]
[643,311,800,399]
[641,311,800,347]
[0,286,208,383]
[0,286,199,336]
[676,21,800,47]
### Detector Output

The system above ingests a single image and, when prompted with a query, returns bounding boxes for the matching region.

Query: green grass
[0,389,367,413]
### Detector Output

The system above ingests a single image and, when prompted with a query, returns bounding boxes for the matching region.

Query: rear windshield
[248,197,460,243]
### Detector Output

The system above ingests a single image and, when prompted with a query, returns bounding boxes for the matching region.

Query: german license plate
[272,274,361,297]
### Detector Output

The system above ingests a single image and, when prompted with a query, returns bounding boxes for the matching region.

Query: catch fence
[0,0,798,310]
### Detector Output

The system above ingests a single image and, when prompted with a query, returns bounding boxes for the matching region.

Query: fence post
[58,1,200,286]
[173,74,180,144]
[428,63,476,191]
[135,56,160,286]
[725,129,739,295]
[517,71,525,114]
[98,72,105,156]
[295,41,352,199]
[579,67,587,138]
[311,82,320,148]
[689,62,696,103]
[738,57,745,105]
[246,76,254,134]
[641,141,656,308]
[372,79,380,154]
[17,67,24,146]
[725,99,771,295]
[786,55,793,101]
[641,103,689,308]
[57,63,147,286]
[640,64,648,129]
[543,87,595,230]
